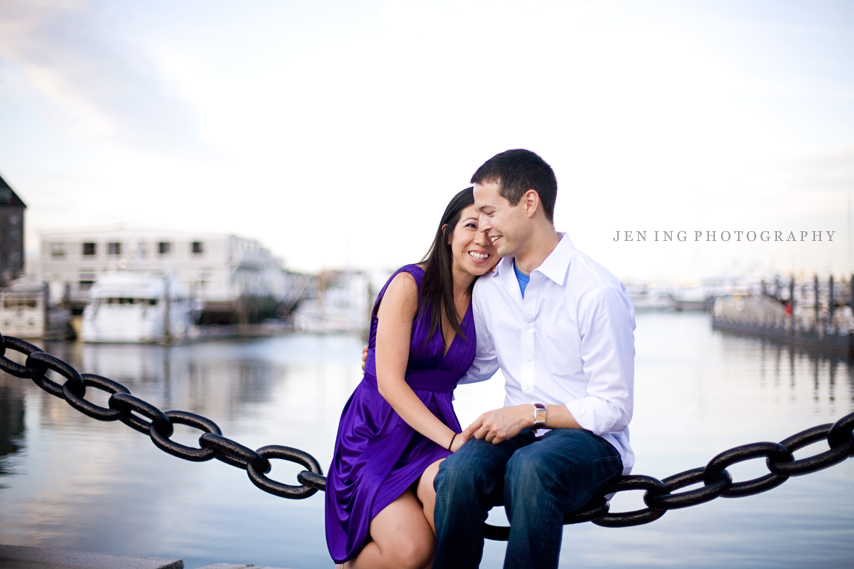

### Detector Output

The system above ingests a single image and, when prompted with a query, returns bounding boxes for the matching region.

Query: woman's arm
[375,272,465,452]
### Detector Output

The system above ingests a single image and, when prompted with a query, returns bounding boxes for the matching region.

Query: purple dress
[325,265,476,563]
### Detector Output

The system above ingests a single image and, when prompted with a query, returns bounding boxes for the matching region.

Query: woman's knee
[388,530,433,569]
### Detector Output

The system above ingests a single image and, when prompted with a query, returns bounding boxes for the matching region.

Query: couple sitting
[325,149,636,569]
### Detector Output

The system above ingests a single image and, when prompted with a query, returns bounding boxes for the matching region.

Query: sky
[1,0,853,282]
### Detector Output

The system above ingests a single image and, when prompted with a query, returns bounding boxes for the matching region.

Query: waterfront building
[37,226,306,323]
[0,174,26,287]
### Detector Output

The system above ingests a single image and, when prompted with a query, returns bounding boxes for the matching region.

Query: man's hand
[360,345,368,371]
[462,405,533,444]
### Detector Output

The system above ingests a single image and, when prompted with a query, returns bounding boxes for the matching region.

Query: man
[432,149,635,569]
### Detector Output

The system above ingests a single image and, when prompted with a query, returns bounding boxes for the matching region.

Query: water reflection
[33,341,279,422]
[0,382,25,470]
[0,314,852,569]
[718,327,854,406]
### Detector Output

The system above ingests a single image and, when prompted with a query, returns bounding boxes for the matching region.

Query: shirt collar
[494,233,574,286]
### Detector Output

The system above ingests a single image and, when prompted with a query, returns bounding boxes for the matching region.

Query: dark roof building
[0,174,26,286]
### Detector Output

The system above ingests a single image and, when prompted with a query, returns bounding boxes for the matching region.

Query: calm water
[1,312,853,569]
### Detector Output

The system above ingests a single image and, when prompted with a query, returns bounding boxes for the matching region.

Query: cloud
[0,0,200,151]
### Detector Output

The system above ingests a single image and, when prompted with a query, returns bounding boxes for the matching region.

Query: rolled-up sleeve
[566,286,635,435]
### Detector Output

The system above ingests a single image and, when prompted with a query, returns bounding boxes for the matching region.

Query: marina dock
[712,274,854,357]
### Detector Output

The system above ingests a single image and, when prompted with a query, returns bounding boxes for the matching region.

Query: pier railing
[2,332,853,540]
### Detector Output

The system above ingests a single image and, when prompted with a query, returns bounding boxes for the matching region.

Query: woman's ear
[442,224,450,244]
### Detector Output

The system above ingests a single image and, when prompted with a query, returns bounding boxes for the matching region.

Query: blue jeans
[433,428,622,569]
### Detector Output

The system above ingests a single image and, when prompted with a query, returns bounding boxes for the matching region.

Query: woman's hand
[450,431,468,453]
[360,345,368,371]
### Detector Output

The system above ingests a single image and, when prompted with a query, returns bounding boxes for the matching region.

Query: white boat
[294,270,374,334]
[0,277,74,340]
[626,284,675,311]
[668,285,716,312]
[80,272,193,343]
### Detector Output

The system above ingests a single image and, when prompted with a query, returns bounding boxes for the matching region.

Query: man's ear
[523,189,540,219]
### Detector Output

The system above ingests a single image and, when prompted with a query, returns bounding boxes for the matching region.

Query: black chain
[0,333,324,500]
[2,333,853,541]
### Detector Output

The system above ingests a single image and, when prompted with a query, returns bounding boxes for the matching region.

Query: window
[192,241,204,254]
[159,241,171,255]
[133,241,148,258]
[51,243,65,258]
[83,242,96,256]
[79,280,95,292]
[108,242,121,255]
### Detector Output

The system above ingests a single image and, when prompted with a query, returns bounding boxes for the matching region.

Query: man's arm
[463,403,582,443]
[457,284,499,384]
[566,286,635,435]
[466,286,634,444]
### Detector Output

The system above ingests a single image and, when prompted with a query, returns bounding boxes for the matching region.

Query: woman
[325,187,498,569]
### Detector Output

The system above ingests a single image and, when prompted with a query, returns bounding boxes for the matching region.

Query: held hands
[360,345,368,371]
[462,405,532,445]
[449,431,468,453]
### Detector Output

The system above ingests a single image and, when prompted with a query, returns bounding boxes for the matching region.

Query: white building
[38,226,299,321]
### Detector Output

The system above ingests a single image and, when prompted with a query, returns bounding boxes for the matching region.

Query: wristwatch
[533,403,547,430]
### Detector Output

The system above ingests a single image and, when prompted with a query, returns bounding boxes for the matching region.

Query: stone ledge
[0,544,183,569]
[196,564,293,569]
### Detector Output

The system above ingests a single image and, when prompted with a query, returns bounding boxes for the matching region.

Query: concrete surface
[196,565,293,569]
[0,545,183,569]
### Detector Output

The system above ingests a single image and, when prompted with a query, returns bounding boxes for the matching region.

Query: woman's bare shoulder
[386,270,419,299]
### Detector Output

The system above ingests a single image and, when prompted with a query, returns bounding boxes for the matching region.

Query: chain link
[1,332,852,541]
[0,332,324,503]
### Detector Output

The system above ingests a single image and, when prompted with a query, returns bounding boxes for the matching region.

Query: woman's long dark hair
[419,187,476,342]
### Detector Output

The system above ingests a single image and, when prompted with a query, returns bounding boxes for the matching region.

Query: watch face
[534,408,546,425]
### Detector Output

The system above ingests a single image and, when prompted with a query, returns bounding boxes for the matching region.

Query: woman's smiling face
[449,204,498,277]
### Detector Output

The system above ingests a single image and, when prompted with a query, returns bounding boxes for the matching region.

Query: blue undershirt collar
[513,259,530,298]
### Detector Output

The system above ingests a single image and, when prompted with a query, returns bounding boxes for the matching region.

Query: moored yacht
[0,276,74,340]
[80,271,193,343]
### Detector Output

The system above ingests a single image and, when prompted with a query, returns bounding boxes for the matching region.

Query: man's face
[473,180,527,258]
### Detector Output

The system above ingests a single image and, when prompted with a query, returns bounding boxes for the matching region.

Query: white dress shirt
[462,233,636,474]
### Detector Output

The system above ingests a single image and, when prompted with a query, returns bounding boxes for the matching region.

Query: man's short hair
[470,149,557,223]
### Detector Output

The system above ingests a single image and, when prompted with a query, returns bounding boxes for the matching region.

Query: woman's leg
[346,487,435,569]
[416,459,443,533]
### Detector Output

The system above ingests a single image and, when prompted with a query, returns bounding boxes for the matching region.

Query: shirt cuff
[566,398,616,435]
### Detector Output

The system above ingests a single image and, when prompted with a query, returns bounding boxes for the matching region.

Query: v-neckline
[439,301,471,359]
